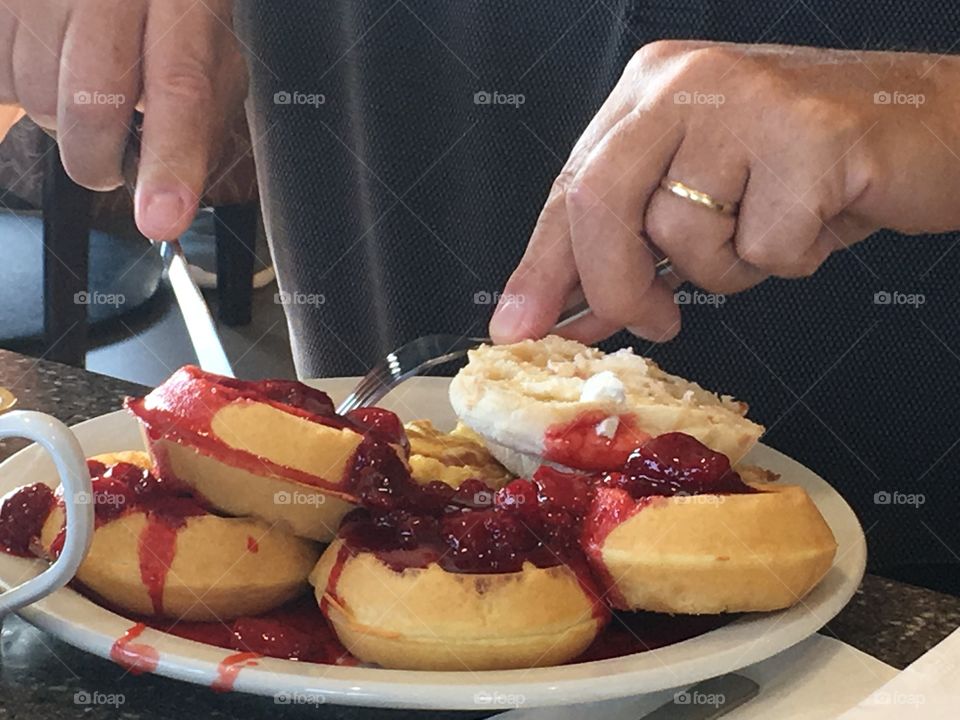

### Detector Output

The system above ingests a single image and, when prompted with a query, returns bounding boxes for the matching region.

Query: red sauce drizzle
[246,536,259,553]
[138,517,180,616]
[212,651,261,692]
[544,412,652,470]
[33,460,208,615]
[110,623,160,675]
[320,544,352,615]
[124,366,408,500]
[145,596,355,665]
[580,488,653,608]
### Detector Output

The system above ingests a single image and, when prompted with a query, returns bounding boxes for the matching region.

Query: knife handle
[640,673,760,720]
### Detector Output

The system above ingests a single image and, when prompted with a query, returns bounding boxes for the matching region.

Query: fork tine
[335,334,486,414]
[334,294,613,414]
[339,378,385,414]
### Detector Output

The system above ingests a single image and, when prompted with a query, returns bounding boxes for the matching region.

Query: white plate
[0,377,866,710]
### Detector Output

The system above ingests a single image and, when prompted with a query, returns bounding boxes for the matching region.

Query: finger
[562,106,684,340]
[488,57,654,343]
[0,9,18,102]
[733,164,827,278]
[645,132,764,294]
[135,0,231,240]
[58,0,145,191]
[489,41,726,343]
[488,183,579,343]
[554,267,684,344]
[11,6,69,128]
[815,212,876,254]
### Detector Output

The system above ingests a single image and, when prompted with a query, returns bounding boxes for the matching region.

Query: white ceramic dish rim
[0,377,866,710]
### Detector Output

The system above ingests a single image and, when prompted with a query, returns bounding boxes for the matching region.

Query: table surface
[1,349,959,719]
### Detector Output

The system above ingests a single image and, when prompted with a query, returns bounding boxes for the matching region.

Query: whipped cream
[579,371,626,405]
[595,415,620,439]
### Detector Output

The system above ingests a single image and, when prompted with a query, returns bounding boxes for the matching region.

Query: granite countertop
[1,349,959,719]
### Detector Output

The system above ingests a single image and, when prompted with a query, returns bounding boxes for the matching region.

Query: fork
[336,260,673,414]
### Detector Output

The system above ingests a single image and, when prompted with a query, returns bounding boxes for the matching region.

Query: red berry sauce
[328,431,760,619]
[45,460,209,616]
[544,411,652,470]
[125,366,410,502]
[148,596,354,666]
[0,482,55,556]
[0,379,766,671]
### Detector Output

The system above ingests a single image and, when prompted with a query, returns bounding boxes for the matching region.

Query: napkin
[837,627,960,719]
[498,634,897,719]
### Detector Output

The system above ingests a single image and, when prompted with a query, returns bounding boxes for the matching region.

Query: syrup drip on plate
[110,623,159,675]
[212,652,261,692]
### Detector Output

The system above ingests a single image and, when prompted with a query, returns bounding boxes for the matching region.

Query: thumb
[489,189,578,343]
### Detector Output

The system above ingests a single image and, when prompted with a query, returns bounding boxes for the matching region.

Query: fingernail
[136,188,192,240]
[489,295,531,343]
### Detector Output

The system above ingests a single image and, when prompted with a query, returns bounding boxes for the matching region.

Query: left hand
[490,41,960,343]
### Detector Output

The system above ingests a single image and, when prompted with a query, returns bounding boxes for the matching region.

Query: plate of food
[0,336,865,710]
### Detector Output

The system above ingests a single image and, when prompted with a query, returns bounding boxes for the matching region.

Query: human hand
[0,0,247,239]
[490,41,960,343]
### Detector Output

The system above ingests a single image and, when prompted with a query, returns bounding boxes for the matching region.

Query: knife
[638,674,760,719]
[158,240,235,377]
[122,116,235,378]
[491,673,759,720]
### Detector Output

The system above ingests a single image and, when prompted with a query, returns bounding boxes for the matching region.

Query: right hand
[0,0,247,240]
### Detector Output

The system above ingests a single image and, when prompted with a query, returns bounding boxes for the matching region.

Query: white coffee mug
[0,411,94,615]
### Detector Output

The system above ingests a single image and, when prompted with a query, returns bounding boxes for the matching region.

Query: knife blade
[640,674,760,719]
[123,117,235,378]
[159,240,235,377]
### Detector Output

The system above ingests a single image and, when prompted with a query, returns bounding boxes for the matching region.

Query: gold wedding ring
[0,387,16,415]
[660,178,740,216]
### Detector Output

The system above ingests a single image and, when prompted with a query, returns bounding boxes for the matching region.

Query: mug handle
[0,411,94,616]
